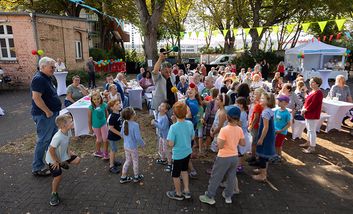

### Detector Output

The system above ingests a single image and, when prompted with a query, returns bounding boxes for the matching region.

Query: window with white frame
[75,41,82,59]
[0,25,16,60]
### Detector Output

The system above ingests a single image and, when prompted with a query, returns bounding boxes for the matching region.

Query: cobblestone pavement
[0,152,352,214]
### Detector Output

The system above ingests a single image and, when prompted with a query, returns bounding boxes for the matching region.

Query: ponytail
[124,120,129,135]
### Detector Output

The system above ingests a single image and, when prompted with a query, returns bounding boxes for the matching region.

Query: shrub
[66,70,105,86]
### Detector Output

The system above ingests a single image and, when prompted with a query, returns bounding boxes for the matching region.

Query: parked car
[210,54,236,65]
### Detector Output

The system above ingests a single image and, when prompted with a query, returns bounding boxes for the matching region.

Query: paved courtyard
[0,88,353,213]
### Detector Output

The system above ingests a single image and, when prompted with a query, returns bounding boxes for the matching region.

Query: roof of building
[0,12,88,22]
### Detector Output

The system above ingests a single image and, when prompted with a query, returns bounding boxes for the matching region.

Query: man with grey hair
[152,53,177,110]
[31,56,62,176]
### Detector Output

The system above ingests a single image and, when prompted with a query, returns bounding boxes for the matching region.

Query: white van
[210,54,236,65]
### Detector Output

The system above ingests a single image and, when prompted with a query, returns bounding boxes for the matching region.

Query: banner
[301,23,311,33]
[318,21,328,32]
[335,19,346,31]
[180,32,185,39]
[272,26,279,34]
[222,29,229,37]
[212,30,219,37]
[256,27,263,35]
[232,28,238,37]
[188,32,192,38]
[243,28,250,37]
[286,24,295,33]
[204,31,209,38]
[195,31,200,38]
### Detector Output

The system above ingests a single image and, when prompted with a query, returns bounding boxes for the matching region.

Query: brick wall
[0,13,89,86]
[0,15,37,85]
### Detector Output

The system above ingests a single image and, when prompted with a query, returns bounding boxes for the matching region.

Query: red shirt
[277,65,285,74]
[250,103,263,129]
[304,90,323,119]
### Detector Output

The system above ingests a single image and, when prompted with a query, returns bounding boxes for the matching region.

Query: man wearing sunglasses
[31,56,62,176]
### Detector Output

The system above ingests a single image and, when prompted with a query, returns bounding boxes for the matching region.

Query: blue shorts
[109,140,119,152]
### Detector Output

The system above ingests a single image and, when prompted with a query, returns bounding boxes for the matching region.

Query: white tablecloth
[322,99,353,132]
[127,85,143,110]
[317,70,331,90]
[67,96,91,136]
[53,72,68,96]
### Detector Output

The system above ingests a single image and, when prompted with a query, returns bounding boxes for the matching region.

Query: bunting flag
[286,24,295,33]
[301,23,311,33]
[329,35,333,41]
[337,32,342,40]
[256,27,263,35]
[188,32,192,38]
[345,32,352,39]
[243,28,250,37]
[335,19,346,31]
[204,31,209,38]
[318,37,321,41]
[318,21,328,32]
[195,31,200,38]
[323,36,327,41]
[222,29,229,37]
[180,32,185,39]
[272,26,279,34]
[232,28,238,37]
[212,30,219,37]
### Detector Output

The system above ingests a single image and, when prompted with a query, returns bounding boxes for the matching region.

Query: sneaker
[93,151,103,158]
[164,164,172,172]
[103,152,109,160]
[236,165,244,173]
[60,162,69,170]
[222,191,232,204]
[49,192,60,206]
[166,191,184,201]
[199,193,216,205]
[109,166,120,174]
[114,160,122,166]
[303,146,315,154]
[32,168,51,176]
[133,174,144,183]
[189,171,198,179]
[120,176,133,184]
[270,156,282,164]
[182,191,191,199]
[299,142,309,148]
[155,159,167,165]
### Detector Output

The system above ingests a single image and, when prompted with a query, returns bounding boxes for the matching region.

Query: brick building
[0,12,89,85]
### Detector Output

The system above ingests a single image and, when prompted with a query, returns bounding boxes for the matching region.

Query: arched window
[74,31,82,60]
[0,25,16,60]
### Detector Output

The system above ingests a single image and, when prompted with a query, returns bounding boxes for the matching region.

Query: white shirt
[214,76,224,90]
[55,62,66,72]
[45,130,71,164]
[197,82,205,95]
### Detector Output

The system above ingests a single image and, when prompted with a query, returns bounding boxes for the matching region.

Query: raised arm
[153,53,166,75]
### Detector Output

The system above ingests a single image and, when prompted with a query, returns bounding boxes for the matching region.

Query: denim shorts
[109,140,118,152]
[49,155,77,177]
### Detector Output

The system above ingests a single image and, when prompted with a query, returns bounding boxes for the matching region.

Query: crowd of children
[45,61,326,207]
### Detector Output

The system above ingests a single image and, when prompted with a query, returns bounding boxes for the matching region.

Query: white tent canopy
[285,40,348,80]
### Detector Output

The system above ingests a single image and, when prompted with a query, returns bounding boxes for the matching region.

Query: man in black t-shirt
[31,57,62,176]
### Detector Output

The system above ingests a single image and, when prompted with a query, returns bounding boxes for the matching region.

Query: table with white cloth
[322,98,353,132]
[127,82,143,110]
[66,96,91,136]
[53,71,68,96]
[317,70,331,90]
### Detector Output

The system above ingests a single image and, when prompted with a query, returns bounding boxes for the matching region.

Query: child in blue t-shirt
[166,102,195,201]
[152,101,172,172]
[107,99,123,174]
[273,95,292,163]
[88,91,109,160]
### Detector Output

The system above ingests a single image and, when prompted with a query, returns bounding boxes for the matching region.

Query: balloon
[297,54,301,59]
[31,50,37,55]
[301,55,304,59]
[37,50,44,56]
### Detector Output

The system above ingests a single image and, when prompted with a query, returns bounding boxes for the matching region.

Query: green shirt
[89,102,108,128]
[197,105,204,128]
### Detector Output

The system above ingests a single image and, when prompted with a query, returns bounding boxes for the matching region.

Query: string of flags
[179,18,350,39]
[68,0,124,28]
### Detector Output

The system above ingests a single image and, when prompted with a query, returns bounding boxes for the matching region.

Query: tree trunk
[250,30,261,54]
[135,0,166,69]
[177,36,181,64]
[223,32,235,54]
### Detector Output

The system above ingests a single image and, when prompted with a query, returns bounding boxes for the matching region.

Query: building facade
[0,12,89,85]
